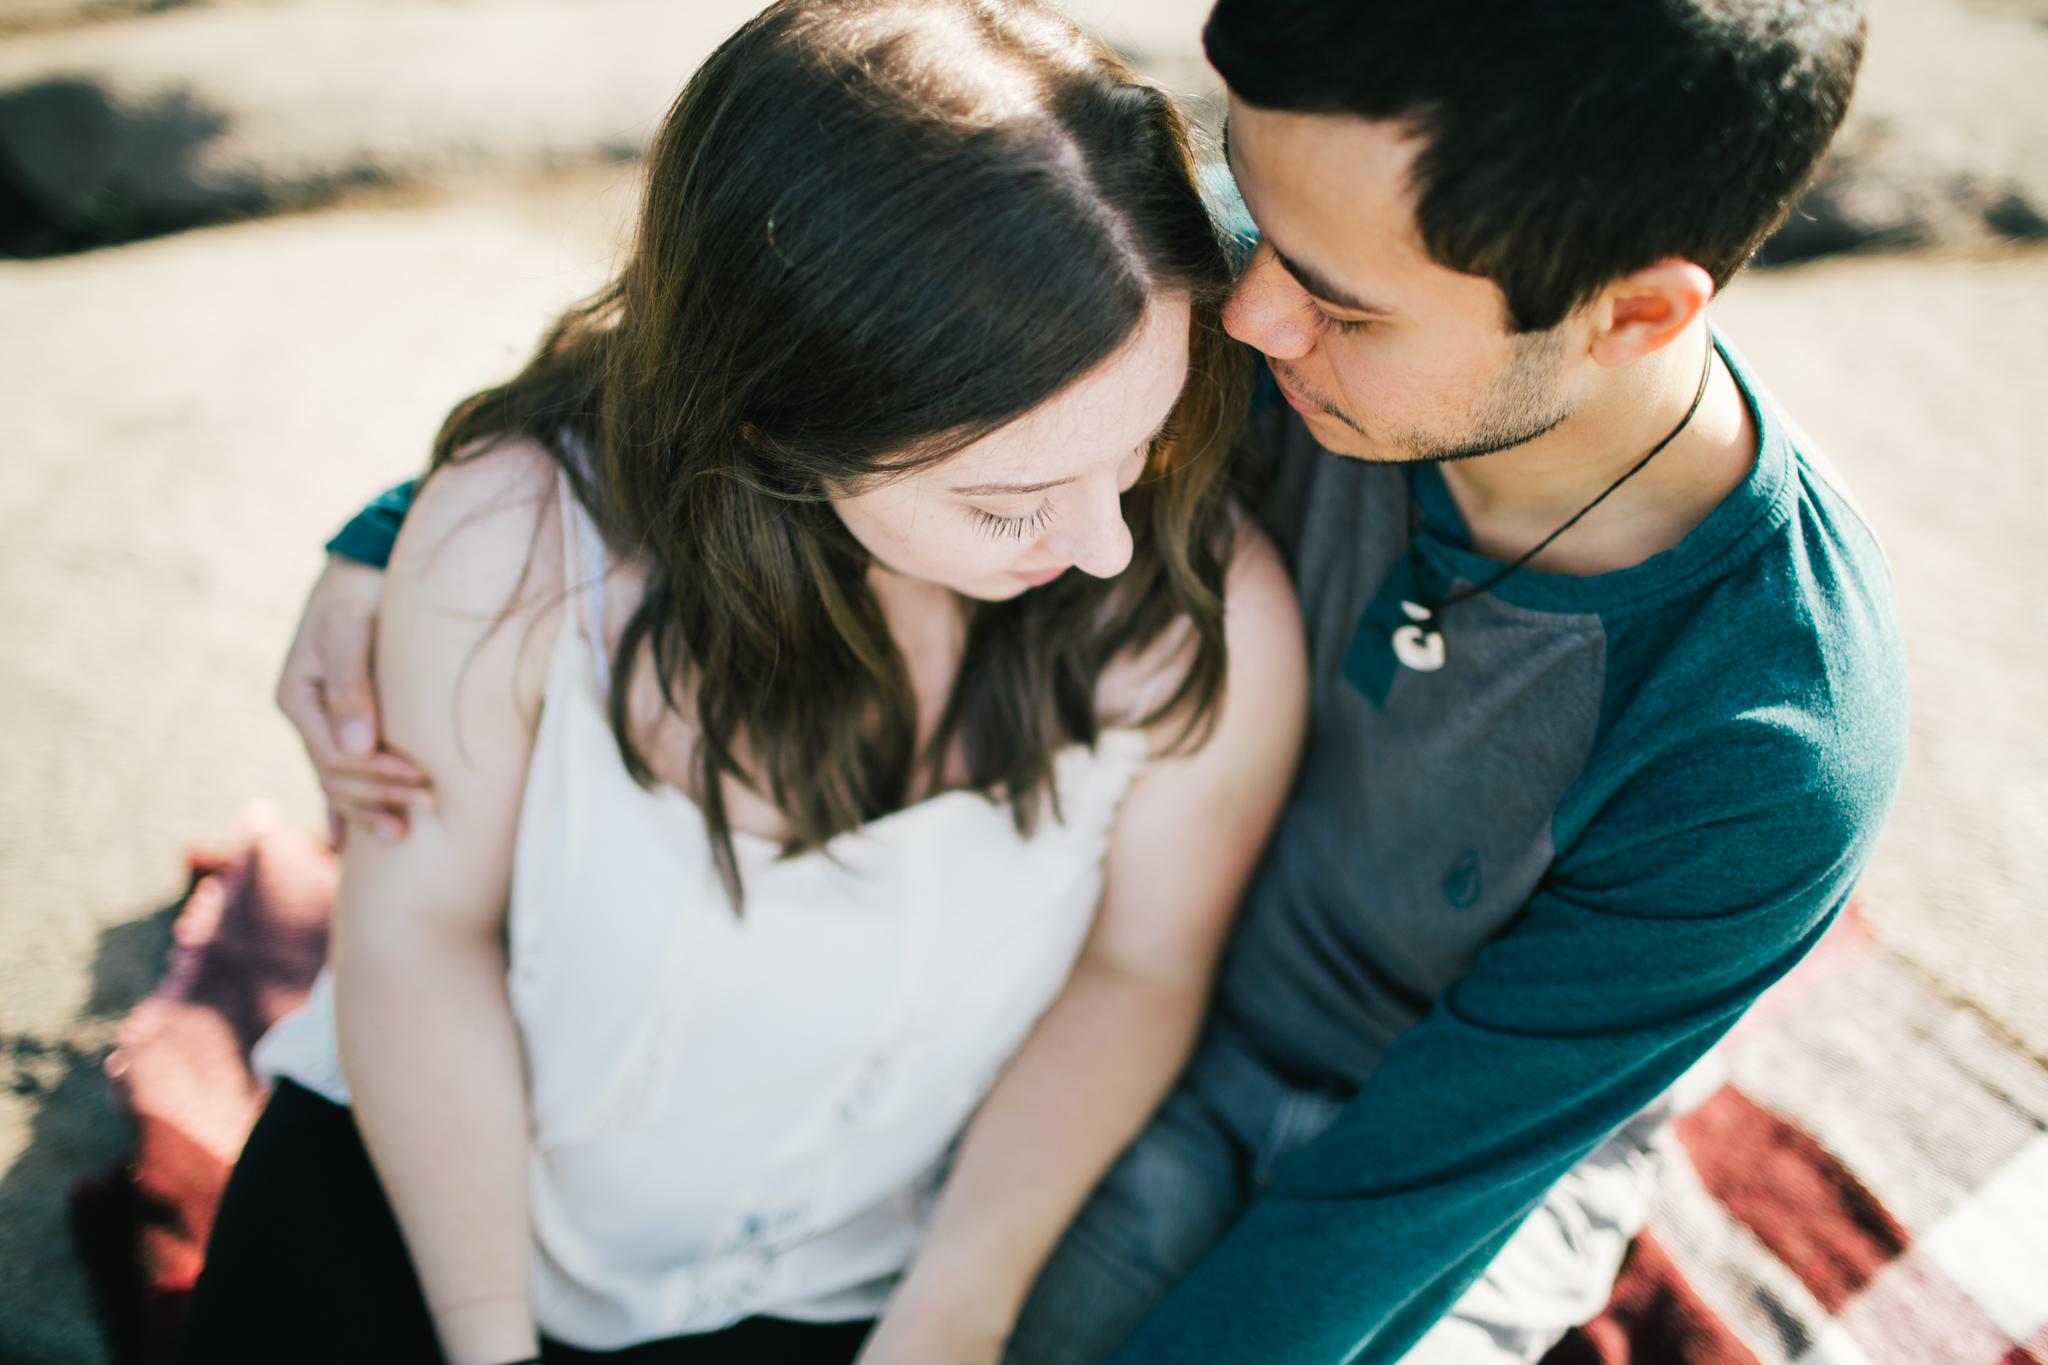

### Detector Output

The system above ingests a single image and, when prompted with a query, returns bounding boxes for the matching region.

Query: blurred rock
[0,0,174,40]
[0,76,249,254]
[1759,0,2048,262]
[0,0,763,255]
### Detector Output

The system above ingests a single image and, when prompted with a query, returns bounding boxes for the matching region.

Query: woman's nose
[1222,243,1319,361]
[1050,480,1135,580]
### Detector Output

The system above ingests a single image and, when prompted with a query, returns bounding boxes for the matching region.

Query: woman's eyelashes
[971,500,1056,540]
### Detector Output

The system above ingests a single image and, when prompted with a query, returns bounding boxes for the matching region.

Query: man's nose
[1222,244,1319,361]
[1050,482,1135,580]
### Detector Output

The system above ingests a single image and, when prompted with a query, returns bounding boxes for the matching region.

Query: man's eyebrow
[1272,246,1395,316]
[947,475,1077,497]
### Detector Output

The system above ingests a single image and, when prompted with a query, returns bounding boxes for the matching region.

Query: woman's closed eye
[971,501,1056,539]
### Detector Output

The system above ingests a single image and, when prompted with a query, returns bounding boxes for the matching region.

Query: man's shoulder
[1601,342,1903,709]
[1572,363,1909,881]
[1725,331,1891,574]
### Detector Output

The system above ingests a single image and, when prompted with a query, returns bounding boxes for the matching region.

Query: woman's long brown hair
[429,0,1250,904]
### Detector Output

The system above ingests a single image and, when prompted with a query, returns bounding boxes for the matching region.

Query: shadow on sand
[0,906,177,1365]
[0,78,257,259]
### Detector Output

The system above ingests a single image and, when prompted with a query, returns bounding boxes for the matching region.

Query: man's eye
[1321,308,1371,336]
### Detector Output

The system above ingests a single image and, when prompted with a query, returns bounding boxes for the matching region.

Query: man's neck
[1435,324,1758,577]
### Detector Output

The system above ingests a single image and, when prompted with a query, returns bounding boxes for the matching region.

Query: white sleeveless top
[256,478,1151,1348]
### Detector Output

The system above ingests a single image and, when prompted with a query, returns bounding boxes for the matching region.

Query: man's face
[1222,98,1584,464]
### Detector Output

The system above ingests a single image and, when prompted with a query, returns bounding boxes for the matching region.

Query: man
[280,0,1906,1360]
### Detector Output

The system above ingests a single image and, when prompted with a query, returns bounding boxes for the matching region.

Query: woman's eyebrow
[948,475,1078,496]
[950,409,1178,496]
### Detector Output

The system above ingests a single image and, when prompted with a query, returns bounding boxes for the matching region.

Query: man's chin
[1295,408,1415,464]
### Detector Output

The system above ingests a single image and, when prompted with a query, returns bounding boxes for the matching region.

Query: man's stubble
[1274,322,1578,466]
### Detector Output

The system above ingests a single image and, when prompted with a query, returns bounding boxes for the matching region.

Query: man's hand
[277,555,431,842]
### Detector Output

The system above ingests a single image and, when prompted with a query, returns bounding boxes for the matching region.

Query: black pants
[175,1079,874,1365]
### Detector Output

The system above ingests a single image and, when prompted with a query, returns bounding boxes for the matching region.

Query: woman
[178,2,1305,1363]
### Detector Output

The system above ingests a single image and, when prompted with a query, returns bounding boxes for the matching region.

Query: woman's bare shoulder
[1216,521,1303,670]
[377,438,568,732]
[386,438,564,614]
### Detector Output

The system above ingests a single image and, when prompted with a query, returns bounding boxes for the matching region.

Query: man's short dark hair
[1205,0,1864,331]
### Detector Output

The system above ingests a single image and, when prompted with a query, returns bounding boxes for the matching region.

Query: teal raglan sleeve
[324,480,418,569]
[1106,578,1909,1363]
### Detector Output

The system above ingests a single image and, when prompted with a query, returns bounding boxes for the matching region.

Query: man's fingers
[325,770,431,812]
[284,683,427,789]
[317,622,383,759]
[328,749,431,788]
[323,805,405,850]
[277,670,342,760]
[322,772,430,837]
[280,558,428,845]
[338,806,410,841]
[277,553,395,773]
[325,671,381,759]
[365,811,409,840]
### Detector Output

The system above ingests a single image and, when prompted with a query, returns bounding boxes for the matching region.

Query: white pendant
[1392,624,1446,672]
[1393,600,1446,671]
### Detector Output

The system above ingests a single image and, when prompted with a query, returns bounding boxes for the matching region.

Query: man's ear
[1587,260,1715,369]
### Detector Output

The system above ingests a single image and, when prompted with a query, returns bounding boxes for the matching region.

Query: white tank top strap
[555,461,612,699]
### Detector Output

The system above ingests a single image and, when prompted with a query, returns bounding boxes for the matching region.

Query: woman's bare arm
[857,527,1309,1365]
[332,445,561,1365]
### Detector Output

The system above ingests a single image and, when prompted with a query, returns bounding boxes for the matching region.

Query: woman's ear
[1586,259,1716,369]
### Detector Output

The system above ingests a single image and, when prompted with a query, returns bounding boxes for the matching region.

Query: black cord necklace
[1392,345,1716,673]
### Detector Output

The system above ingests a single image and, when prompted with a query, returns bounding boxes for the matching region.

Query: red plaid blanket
[1546,908,2048,1365]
